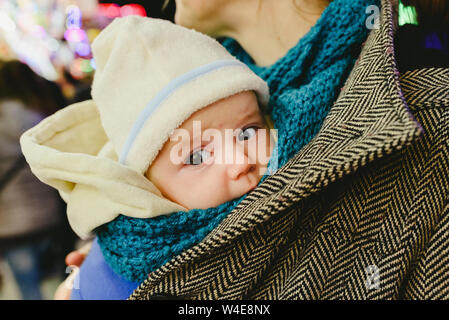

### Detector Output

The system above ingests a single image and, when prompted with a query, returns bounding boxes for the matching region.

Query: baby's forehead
[178,91,263,132]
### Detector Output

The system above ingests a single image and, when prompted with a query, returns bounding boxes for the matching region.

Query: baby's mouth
[247,172,261,193]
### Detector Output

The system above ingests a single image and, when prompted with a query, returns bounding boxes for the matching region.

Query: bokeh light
[0,1,148,81]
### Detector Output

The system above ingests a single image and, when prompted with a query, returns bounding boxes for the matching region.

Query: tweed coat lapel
[130,0,423,298]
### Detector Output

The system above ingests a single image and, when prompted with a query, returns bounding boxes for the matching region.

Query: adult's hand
[53,241,92,300]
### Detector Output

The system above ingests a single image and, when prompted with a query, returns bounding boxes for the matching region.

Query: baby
[20,16,275,299]
[147,89,273,210]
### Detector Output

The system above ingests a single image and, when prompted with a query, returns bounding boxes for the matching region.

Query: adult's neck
[217,0,329,66]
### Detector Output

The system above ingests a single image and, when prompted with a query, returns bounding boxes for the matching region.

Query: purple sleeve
[70,237,140,300]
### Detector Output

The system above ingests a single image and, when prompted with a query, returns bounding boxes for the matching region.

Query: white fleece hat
[91,16,269,174]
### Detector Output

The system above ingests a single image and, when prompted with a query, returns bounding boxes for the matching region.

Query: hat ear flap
[41,100,109,157]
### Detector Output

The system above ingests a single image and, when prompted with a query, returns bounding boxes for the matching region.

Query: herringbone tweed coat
[129,0,449,300]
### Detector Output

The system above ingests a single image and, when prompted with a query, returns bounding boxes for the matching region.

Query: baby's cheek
[176,169,229,209]
[197,173,229,206]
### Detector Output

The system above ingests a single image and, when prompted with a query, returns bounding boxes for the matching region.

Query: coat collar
[144,0,423,283]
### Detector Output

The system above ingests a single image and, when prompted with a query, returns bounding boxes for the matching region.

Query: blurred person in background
[0,60,76,299]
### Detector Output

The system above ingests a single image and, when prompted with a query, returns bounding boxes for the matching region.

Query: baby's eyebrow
[235,108,265,128]
[167,107,264,150]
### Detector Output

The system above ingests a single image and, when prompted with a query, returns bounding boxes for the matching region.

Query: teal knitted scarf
[97,0,379,282]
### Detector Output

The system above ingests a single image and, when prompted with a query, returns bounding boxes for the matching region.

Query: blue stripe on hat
[119,59,248,166]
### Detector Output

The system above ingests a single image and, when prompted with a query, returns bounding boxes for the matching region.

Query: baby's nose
[225,145,256,180]
[227,161,256,181]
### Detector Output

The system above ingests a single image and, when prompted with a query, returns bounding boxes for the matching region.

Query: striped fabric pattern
[129,0,449,300]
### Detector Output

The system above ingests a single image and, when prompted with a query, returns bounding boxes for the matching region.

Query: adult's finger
[53,267,80,300]
[64,241,93,266]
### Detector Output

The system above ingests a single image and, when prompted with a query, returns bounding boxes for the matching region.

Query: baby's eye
[184,149,211,165]
[237,126,258,141]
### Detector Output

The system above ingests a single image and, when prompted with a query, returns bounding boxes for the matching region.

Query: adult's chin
[174,2,197,30]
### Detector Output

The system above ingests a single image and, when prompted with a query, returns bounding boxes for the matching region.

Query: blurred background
[0,0,418,300]
[0,0,176,300]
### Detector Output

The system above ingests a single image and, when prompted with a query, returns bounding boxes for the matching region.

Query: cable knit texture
[97,0,378,282]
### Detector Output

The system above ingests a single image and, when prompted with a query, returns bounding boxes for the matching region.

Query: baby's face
[146,91,274,210]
